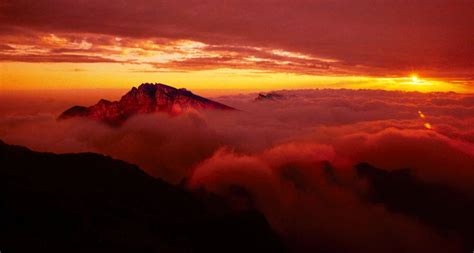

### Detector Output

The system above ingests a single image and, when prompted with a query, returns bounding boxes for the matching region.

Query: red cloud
[0,54,117,63]
[188,140,464,253]
[1,88,474,252]
[1,0,473,80]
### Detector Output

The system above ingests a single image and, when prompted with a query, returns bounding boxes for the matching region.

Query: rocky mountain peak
[59,83,236,125]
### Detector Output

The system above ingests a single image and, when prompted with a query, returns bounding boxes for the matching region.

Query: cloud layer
[1,89,474,252]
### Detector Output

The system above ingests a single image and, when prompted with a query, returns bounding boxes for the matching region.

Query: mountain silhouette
[0,140,286,253]
[59,83,236,125]
[355,162,474,251]
[254,92,284,102]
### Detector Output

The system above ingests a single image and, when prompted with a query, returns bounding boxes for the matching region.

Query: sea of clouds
[1,89,474,252]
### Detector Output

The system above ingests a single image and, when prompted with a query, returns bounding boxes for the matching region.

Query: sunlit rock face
[59,83,236,125]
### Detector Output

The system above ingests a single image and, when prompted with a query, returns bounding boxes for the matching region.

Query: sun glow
[0,62,467,92]
[410,74,424,84]
[0,30,469,93]
[418,110,433,130]
[418,110,426,119]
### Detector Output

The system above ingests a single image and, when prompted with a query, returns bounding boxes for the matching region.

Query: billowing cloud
[189,143,464,253]
[1,88,474,252]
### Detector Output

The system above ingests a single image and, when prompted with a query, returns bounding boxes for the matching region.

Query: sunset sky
[2,2,474,252]
[1,0,473,92]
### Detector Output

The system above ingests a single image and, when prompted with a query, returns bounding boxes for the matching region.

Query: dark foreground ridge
[0,140,286,253]
[355,162,474,252]
[59,83,236,125]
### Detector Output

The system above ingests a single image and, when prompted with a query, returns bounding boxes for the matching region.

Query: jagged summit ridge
[59,83,235,125]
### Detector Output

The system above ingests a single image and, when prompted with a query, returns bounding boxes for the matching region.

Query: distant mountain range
[59,83,236,125]
[255,92,284,102]
[0,140,286,253]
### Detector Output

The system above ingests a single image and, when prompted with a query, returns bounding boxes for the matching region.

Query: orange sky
[1,0,473,93]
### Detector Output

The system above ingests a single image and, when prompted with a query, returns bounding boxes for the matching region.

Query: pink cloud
[1,88,474,252]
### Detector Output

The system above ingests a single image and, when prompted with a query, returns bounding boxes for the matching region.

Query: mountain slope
[355,162,474,251]
[0,140,286,253]
[59,83,236,125]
